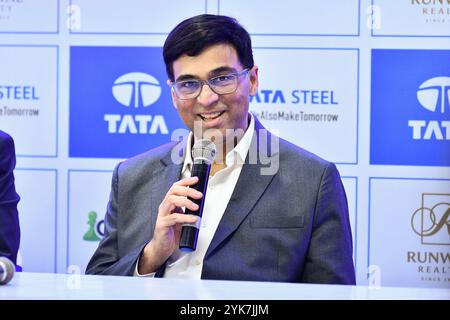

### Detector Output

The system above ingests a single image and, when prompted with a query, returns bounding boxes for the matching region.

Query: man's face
[169,43,258,143]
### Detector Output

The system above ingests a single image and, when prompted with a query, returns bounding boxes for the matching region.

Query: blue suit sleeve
[0,131,21,265]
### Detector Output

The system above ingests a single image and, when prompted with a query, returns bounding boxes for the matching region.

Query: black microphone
[179,139,216,252]
[0,256,15,285]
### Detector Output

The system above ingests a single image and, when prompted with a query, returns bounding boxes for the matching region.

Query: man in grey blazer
[86,14,355,284]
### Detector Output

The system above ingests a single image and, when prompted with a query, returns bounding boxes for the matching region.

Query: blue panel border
[68,0,207,35]
[16,168,58,273]
[218,0,360,37]
[1,44,59,158]
[252,47,360,165]
[370,0,450,38]
[367,177,450,281]
[66,169,113,270]
[0,0,59,34]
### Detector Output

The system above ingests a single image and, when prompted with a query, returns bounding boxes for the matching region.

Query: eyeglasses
[171,68,249,100]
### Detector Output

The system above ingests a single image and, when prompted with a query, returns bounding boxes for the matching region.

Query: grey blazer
[86,118,355,284]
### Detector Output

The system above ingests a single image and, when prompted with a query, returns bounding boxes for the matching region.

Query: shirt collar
[181,113,255,174]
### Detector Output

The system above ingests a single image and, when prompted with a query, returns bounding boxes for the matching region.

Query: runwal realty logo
[370,50,450,166]
[411,195,450,246]
[407,194,450,284]
[410,0,450,25]
[69,46,186,159]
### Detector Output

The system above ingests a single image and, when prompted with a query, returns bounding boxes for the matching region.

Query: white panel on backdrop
[14,169,57,273]
[0,46,58,157]
[342,177,358,262]
[369,178,450,288]
[372,0,450,37]
[69,0,207,34]
[0,0,58,33]
[250,48,358,164]
[219,0,359,35]
[67,170,112,273]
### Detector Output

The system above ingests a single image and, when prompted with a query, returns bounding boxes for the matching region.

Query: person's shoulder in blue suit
[0,130,21,267]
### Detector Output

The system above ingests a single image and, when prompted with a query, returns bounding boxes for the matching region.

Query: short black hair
[163,14,254,81]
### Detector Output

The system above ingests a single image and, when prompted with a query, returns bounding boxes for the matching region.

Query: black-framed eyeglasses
[171,68,249,100]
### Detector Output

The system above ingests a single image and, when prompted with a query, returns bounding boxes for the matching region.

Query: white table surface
[1,272,449,300]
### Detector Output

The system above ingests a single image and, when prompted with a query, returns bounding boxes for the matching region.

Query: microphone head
[192,139,216,164]
[0,257,15,285]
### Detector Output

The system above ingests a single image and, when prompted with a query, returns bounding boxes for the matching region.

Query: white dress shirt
[135,114,255,278]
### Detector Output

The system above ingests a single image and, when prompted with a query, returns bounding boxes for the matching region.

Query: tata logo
[112,72,161,108]
[411,195,450,246]
[408,77,450,140]
[104,72,168,135]
[417,77,450,114]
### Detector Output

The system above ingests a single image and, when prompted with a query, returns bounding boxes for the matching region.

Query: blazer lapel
[205,118,279,258]
[148,142,184,233]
